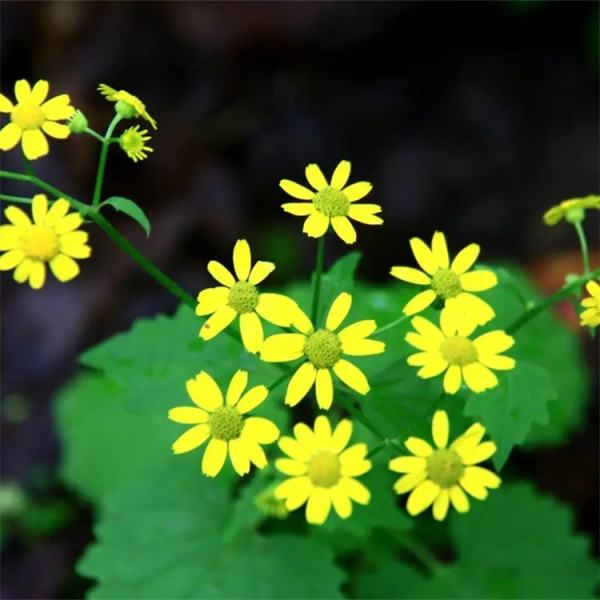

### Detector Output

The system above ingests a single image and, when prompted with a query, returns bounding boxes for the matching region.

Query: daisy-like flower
[168,369,280,477]
[543,195,600,226]
[391,231,498,326]
[390,410,501,520]
[279,160,382,244]
[260,292,385,409]
[0,79,75,160]
[98,83,157,130]
[275,416,371,525]
[197,239,301,353]
[405,307,515,395]
[580,280,600,328]
[119,125,153,162]
[0,194,91,289]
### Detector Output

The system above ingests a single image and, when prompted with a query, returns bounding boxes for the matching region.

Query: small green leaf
[103,196,151,237]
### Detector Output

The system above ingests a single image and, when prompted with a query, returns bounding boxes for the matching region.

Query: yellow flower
[580,280,600,328]
[390,410,501,520]
[168,369,280,477]
[405,307,515,394]
[197,239,301,353]
[119,125,152,162]
[279,160,382,244]
[98,83,157,129]
[0,79,74,160]
[543,195,600,226]
[260,292,385,409]
[0,194,91,289]
[391,231,497,326]
[275,416,371,525]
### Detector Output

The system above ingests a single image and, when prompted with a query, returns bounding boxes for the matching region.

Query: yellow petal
[279,437,311,462]
[586,280,600,298]
[405,333,440,353]
[339,442,367,464]
[306,487,332,525]
[403,289,437,315]
[172,424,210,454]
[416,356,448,379]
[226,369,248,406]
[330,160,351,188]
[338,319,377,343]
[229,438,251,476]
[337,477,370,504]
[439,306,460,337]
[168,406,209,424]
[431,232,449,269]
[30,80,49,104]
[41,121,70,139]
[341,336,384,357]
[340,458,371,478]
[331,216,356,244]
[45,199,70,225]
[260,333,306,362]
[446,293,495,328]
[463,465,501,489]
[449,485,470,513]
[0,122,22,151]
[315,368,334,410]
[331,419,353,453]
[474,331,514,355]
[293,422,317,449]
[14,258,32,282]
[49,254,79,282]
[207,260,235,287]
[40,94,74,120]
[342,181,372,202]
[0,225,21,251]
[22,129,49,160]
[55,213,83,234]
[28,260,46,289]
[232,239,251,281]
[59,231,91,259]
[460,270,497,292]
[285,362,316,407]
[276,458,307,476]
[186,371,223,411]
[314,414,332,446]
[431,410,449,449]
[409,237,438,275]
[201,438,228,477]
[393,471,427,494]
[239,311,264,354]
[451,243,480,274]
[275,476,311,510]
[432,489,450,521]
[236,385,268,414]
[390,266,431,285]
[404,437,434,457]
[347,203,383,225]
[330,486,353,519]
[463,441,497,465]
[281,202,314,216]
[443,365,462,394]
[243,416,280,444]
[411,315,444,341]
[5,205,31,227]
[246,441,268,469]
[0,248,25,270]
[326,292,352,330]
[199,306,237,340]
[389,456,427,474]
[406,480,440,516]
[462,363,498,393]
[14,80,31,103]
[333,359,369,395]
[478,353,515,370]
[31,195,51,222]
[305,163,328,191]
[256,292,299,327]
[248,260,275,284]
[279,180,315,200]
[0,93,14,112]
[303,211,329,238]
[195,286,229,316]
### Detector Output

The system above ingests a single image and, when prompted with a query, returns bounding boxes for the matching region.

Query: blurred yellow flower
[168,370,279,477]
[280,160,382,244]
[405,307,515,395]
[543,195,600,226]
[580,280,600,328]
[0,79,74,160]
[275,416,371,525]
[0,194,90,289]
[391,231,497,326]
[98,83,157,129]
[390,410,501,520]
[260,292,385,409]
[197,239,301,353]
[119,125,153,162]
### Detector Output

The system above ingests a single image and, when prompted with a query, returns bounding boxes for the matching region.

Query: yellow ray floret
[0,79,75,160]
[275,416,372,525]
[119,125,153,162]
[98,83,157,129]
[580,280,600,328]
[260,292,385,409]
[0,194,91,289]
[405,307,515,395]
[543,195,599,226]
[197,239,301,353]
[390,409,501,520]
[279,160,383,244]
[391,231,497,327]
[168,369,280,477]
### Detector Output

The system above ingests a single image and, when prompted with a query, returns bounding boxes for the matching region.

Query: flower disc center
[20,225,59,261]
[427,448,464,488]
[313,186,350,217]
[304,329,342,369]
[441,335,478,367]
[11,103,46,130]
[431,268,462,299]
[228,281,259,314]
[308,451,341,488]
[209,405,244,441]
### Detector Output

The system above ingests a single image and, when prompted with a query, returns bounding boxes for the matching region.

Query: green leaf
[78,466,345,599]
[103,196,151,237]
[352,483,599,599]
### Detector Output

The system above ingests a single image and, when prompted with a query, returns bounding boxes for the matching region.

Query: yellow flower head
[390,410,501,520]
[197,239,301,353]
[119,125,153,162]
[168,369,280,477]
[275,416,371,525]
[0,79,75,160]
[543,195,600,226]
[260,292,385,409]
[0,194,91,289]
[391,231,498,327]
[98,83,157,130]
[580,280,600,328]
[279,160,383,244]
[405,307,515,395]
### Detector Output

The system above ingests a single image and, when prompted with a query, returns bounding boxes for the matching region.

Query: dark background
[1,2,598,598]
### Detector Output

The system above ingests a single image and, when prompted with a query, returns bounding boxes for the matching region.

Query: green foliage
[102,196,151,237]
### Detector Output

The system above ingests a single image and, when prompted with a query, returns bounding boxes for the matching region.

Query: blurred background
[1,1,598,598]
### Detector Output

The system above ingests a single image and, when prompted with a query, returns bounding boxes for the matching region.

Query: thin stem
[0,193,34,205]
[507,267,600,334]
[397,532,442,574]
[92,114,122,209]
[573,220,591,275]
[310,235,325,325]
[374,313,409,336]
[266,369,294,392]
[84,127,106,143]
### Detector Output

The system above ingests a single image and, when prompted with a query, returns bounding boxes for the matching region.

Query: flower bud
[115,99,137,119]
[68,109,88,133]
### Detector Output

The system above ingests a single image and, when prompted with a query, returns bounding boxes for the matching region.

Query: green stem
[310,235,325,325]
[507,267,600,334]
[84,127,106,143]
[0,193,34,205]
[397,533,442,574]
[573,220,591,275]
[374,313,409,336]
[92,114,122,209]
